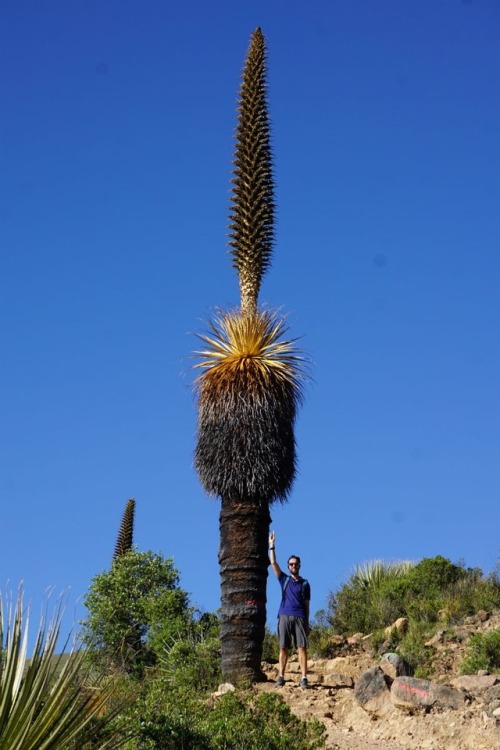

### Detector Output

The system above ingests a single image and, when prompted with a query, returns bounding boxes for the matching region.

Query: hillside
[255,609,500,750]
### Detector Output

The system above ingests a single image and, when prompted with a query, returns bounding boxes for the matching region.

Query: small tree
[81,550,190,676]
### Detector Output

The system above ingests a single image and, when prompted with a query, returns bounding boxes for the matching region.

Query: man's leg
[279,647,289,678]
[298,647,308,679]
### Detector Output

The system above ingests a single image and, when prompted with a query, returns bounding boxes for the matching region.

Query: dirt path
[256,677,500,750]
[255,611,500,750]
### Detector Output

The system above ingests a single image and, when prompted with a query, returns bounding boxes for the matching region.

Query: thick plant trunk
[219,499,271,683]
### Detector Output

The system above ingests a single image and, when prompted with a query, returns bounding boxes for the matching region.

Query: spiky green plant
[352,560,416,589]
[113,498,136,560]
[0,589,127,750]
[193,29,305,682]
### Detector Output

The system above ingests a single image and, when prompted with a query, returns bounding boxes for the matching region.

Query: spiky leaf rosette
[113,498,135,560]
[194,310,304,503]
[229,28,275,315]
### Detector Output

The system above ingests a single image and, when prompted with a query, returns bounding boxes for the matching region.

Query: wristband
[269,547,275,550]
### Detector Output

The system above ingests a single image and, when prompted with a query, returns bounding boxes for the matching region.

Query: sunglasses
[288,562,299,567]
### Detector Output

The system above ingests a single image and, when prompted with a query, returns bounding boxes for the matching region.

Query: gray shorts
[278,615,308,649]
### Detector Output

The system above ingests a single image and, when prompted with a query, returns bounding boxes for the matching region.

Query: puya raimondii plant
[193,28,306,682]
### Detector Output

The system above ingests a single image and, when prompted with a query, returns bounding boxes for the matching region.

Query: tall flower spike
[113,497,135,560]
[229,27,275,316]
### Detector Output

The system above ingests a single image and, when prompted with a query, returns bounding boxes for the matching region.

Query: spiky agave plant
[0,589,127,750]
[194,29,305,682]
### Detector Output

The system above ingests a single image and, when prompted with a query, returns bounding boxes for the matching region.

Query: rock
[425,630,445,647]
[484,684,500,701]
[354,666,393,717]
[391,677,465,711]
[380,652,412,679]
[376,640,391,655]
[308,658,329,673]
[347,632,364,644]
[450,674,498,691]
[429,683,466,710]
[330,634,345,646]
[209,682,236,704]
[216,682,235,695]
[321,672,354,688]
[492,706,500,718]
[391,676,434,711]
[384,617,408,638]
[324,654,373,677]
[483,683,500,716]
[477,610,490,622]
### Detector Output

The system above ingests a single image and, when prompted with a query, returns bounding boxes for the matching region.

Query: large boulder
[391,676,465,711]
[354,666,393,717]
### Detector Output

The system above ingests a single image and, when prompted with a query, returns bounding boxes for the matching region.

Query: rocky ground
[254,610,500,750]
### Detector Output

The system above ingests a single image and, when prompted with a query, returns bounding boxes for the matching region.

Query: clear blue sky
[1,0,499,637]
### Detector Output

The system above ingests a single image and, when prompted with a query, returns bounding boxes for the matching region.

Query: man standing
[269,530,311,688]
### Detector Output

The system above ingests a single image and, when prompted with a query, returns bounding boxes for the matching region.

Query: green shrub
[328,556,500,636]
[396,619,436,678]
[199,691,326,750]
[328,560,414,634]
[460,629,500,674]
[262,626,279,662]
[81,549,191,676]
[406,556,466,594]
[309,609,336,658]
[128,684,326,750]
[126,684,210,750]
[159,613,221,692]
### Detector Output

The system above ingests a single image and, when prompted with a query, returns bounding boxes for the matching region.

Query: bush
[200,691,326,750]
[460,629,500,674]
[309,609,336,658]
[262,626,279,662]
[159,612,221,692]
[328,556,500,636]
[394,619,436,678]
[133,686,326,750]
[81,549,191,676]
[328,559,416,635]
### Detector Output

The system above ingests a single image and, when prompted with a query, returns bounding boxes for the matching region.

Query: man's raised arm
[269,530,282,578]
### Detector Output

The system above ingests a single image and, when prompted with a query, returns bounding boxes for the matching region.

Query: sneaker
[300,677,308,689]
[275,675,285,687]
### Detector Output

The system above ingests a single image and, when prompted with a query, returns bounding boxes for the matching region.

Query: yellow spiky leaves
[194,310,304,396]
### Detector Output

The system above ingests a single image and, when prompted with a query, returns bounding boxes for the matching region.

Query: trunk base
[219,500,271,683]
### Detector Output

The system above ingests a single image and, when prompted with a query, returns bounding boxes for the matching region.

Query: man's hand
[269,530,276,547]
